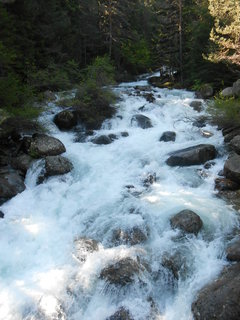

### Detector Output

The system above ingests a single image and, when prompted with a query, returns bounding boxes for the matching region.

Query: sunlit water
[0,75,238,320]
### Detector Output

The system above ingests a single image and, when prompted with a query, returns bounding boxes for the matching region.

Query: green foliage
[81,56,115,87]
[208,96,240,126]
[0,74,34,109]
[121,38,152,73]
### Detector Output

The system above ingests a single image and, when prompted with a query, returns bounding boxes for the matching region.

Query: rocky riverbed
[0,73,240,320]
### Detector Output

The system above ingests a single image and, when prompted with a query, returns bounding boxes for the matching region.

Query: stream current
[0,74,238,320]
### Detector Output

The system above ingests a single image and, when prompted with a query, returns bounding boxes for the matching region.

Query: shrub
[208,96,240,127]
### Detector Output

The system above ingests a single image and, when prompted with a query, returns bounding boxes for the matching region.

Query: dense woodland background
[0,0,240,116]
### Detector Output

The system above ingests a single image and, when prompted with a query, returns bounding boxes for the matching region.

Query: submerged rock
[54,110,77,130]
[161,252,187,280]
[74,237,99,261]
[92,135,112,145]
[45,155,73,177]
[192,263,240,320]
[100,258,142,286]
[107,308,133,320]
[190,101,203,112]
[112,227,148,245]
[166,144,217,166]
[131,114,153,129]
[170,209,203,235]
[226,238,240,262]
[0,210,4,218]
[0,171,25,204]
[224,153,240,184]
[28,134,66,158]
[160,131,176,142]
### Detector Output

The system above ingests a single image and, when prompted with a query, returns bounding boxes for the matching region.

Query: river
[0,74,237,320]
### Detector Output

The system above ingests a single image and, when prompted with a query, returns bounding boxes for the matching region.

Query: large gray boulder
[131,114,153,129]
[166,144,217,166]
[107,308,133,320]
[170,209,203,235]
[230,135,240,154]
[54,110,77,130]
[233,79,240,97]
[192,263,240,320]
[45,155,73,177]
[0,171,25,204]
[100,258,142,286]
[221,87,234,97]
[199,84,214,99]
[224,154,240,184]
[28,134,66,158]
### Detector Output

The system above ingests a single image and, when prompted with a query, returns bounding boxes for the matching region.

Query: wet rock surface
[166,144,217,166]
[131,114,153,129]
[215,178,240,191]
[106,308,133,320]
[190,101,203,112]
[112,227,148,245]
[92,135,112,145]
[45,155,73,177]
[100,258,142,286]
[170,209,203,235]
[27,134,66,158]
[10,154,34,176]
[0,171,26,204]
[54,110,77,130]
[192,263,240,320]
[229,135,240,154]
[224,153,240,184]
[226,238,240,261]
[160,131,176,142]
[74,237,99,262]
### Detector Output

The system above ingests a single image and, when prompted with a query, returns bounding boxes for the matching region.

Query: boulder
[11,154,34,175]
[74,237,99,262]
[0,211,4,218]
[45,155,73,177]
[54,110,77,130]
[92,135,112,145]
[217,190,240,211]
[100,258,142,286]
[160,131,176,142]
[215,178,240,192]
[192,263,240,320]
[166,144,217,167]
[226,238,240,261]
[28,134,66,158]
[112,227,148,245]
[230,135,240,154]
[170,209,203,235]
[221,87,234,97]
[190,101,203,112]
[199,84,214,99]
[193,116,207,128]
[233,79,240,97]
[107,308,133,320]
[121,132,129,137]
[224,154,240,184]
[131,114,153,129]
[0,171,25,204]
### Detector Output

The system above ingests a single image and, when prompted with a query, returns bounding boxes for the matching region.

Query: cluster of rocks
[220,79,240,98]
[0,117,73,208]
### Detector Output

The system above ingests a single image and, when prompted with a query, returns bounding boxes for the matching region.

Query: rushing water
[0,75,238,320]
